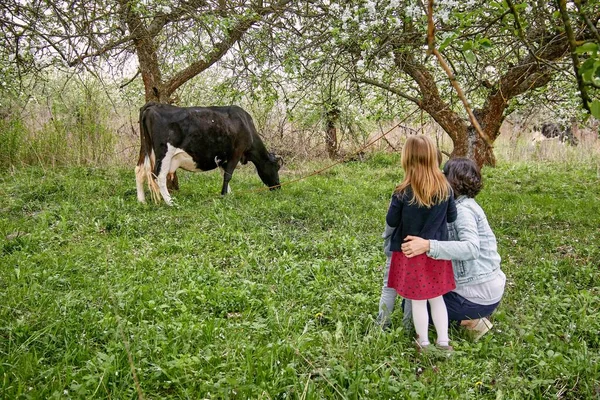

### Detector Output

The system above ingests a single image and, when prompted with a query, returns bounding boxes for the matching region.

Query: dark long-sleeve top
[386,186,457,252]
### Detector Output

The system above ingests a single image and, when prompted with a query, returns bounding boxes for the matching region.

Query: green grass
[1,155,599,399]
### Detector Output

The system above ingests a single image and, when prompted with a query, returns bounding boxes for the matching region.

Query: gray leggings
[377,256,413,330]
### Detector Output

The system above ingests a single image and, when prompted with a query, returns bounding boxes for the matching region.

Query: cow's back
[143,103,259,171]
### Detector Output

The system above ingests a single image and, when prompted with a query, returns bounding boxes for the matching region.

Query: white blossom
[437,9,450,23]
[341,7,352,22]
[485,65,497,75]
[405,4,422,19]
[366,1,376,17]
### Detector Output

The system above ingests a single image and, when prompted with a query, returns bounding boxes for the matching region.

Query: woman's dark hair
[443,158,482,198]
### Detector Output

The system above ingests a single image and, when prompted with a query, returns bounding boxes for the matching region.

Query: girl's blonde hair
[395,135,449,207]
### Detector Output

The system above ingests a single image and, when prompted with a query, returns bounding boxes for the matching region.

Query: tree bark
[325,107,339,159]
[118,0,164,102]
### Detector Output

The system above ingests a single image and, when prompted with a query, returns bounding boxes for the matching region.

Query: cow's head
[256,153,283,190]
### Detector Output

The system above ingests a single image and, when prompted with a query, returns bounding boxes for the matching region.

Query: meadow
[1,154,599,399]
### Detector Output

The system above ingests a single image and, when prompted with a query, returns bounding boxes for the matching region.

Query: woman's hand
[401,236,430,258]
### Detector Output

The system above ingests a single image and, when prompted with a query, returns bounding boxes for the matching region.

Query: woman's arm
[430,206,480,260]
[401,206,481,260]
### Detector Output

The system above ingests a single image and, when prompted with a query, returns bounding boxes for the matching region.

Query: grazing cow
[135,102,282,205]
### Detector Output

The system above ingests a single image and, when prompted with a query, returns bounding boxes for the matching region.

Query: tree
[317,0,597,166]
[2,0,597,167]
[1,0,294,103]
[556,0,600,118]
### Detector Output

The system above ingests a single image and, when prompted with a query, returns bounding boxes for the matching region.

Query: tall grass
[494,129,600,166]
[0,115,28,170]
[2,71,599,171]
[0,78,121,170]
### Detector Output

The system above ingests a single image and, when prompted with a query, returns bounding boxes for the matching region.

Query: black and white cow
[135,102,282,205]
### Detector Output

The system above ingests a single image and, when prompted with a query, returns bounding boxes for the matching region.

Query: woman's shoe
[467,317,493,341]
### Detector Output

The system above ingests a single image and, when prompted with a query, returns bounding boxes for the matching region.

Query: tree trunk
[325,108,339,159]
[118,1,290,103]
[450,125,496,167]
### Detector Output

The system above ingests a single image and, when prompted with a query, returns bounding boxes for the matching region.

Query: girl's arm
[385,194,403,228]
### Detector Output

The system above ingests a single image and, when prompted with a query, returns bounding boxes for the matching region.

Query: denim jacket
[428,195,502,286]
[382,223,395,258]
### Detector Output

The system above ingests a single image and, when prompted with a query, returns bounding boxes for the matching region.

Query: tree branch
[557,0,592,113]
[505,0,539,59]
[120,69,141,89]
[479,33,570,141]
[426,0,492,147]
[68,35,135,67]
[164,0,294,97]
[351,77,422,106]
[574,0,600,43]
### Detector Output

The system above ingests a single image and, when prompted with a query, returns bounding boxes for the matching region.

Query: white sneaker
[469,317,493,341]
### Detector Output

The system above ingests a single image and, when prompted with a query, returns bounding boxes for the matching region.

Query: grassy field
[1,155,599,399]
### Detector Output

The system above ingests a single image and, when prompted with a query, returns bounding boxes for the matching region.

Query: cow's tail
[137,103,162,203]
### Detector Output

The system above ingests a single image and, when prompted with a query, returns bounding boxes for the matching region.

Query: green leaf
[462,41,473,51]
[464,50,476,64]
[593,60,600,85]
[479,38,493,48]
[590,100,600,119]
[439,33,457,51]
[575,42,599,55]
[580,59,600,84]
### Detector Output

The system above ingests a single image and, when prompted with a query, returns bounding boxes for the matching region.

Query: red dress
[388,251,455,300]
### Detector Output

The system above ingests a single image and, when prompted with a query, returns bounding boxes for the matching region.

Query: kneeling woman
[401,158,506,339]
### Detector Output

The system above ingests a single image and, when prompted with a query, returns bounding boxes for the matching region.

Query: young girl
[386,135,457,351]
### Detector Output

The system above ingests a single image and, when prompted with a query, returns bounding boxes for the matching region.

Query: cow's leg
[220,169,233,195]
[218,167,232,194]
[219,154,242,195]
[135,163,146,202]
[135,153,156,203]
[156,144,177,205]
[167,172,179,192]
